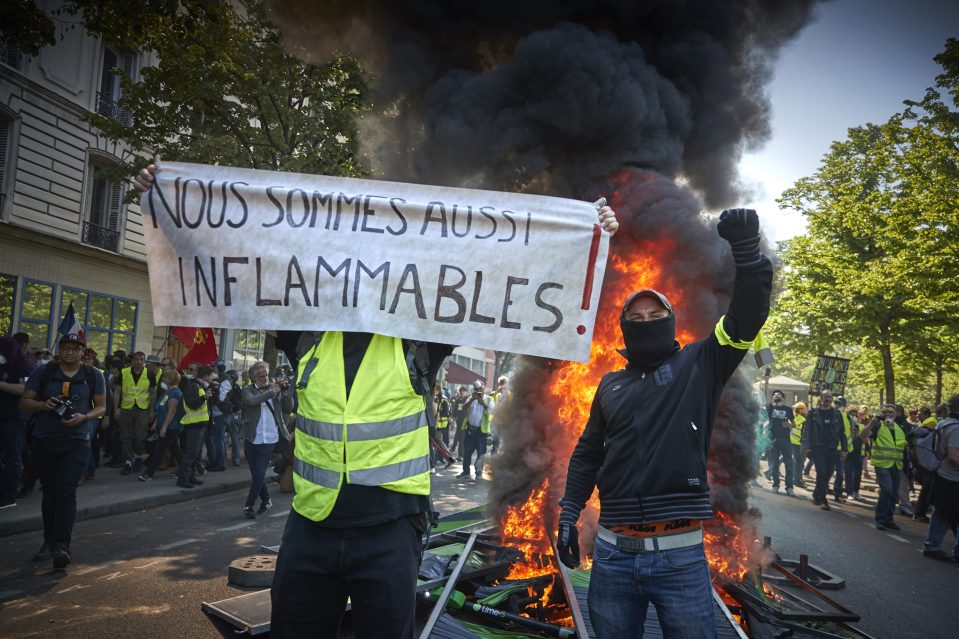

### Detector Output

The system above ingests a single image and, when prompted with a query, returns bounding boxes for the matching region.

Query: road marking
[77,562,115,575]
[134,560,162,569]
[57,585,90,594]
[270,509,291,518]
[887,534,909,543]
[98,572,127,581]
[156,539,199,551]
[219,521,257,532]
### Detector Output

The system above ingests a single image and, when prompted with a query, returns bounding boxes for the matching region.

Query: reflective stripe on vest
[120,367,150,409]
[292,332,430,523]
[790,414,805,445]
[713,316,772,367]
[871,424,906,469]
[180,386,209,425]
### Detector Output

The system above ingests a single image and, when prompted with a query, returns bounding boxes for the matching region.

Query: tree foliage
[0,0,56,55]
[767,38,959,405]
[64,0,371,185]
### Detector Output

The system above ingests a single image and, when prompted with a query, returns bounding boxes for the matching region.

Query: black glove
[556,519,580,569]
[717,208,761,266]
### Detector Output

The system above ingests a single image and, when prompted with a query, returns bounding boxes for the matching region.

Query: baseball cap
[145,355,161,364]
[621,289,672,317]
[60,332,86,346]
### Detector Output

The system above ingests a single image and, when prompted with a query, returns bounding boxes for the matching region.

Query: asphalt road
[0,466,491,639]
[752,480,958,639]
[2,466,956,639]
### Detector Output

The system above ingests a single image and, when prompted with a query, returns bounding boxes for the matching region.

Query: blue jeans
[461,428,487,476]
[874,466,901,524]
[33,437,89,548]
[1,419,25,501]
[923,508,959,554]
[208,414,231,468]
[791,443,804,485]
[587,537,717,639]
[244,440,274,509]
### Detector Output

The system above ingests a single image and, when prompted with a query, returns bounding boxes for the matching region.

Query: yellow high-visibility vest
[871,423,907,470]
[293,332,430,522]
[120,367,151,410]
[790,414,805,446]
[181,386,209,426]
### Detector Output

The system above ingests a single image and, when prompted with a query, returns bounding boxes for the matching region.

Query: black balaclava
[619,289,679,370]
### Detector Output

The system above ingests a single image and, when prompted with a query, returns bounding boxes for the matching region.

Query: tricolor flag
[57,302,85,341]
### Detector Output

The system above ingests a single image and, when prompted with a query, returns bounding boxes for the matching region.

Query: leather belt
[597,526,704,553]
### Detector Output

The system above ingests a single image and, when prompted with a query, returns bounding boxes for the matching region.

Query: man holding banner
[134,161,618,638]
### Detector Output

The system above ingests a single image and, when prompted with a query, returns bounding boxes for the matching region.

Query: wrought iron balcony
[82,221,120,253]
[95,91,132,126]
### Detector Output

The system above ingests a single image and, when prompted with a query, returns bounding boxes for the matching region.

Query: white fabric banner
[142,161,610,362]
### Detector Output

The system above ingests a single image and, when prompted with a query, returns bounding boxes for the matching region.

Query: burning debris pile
[267,0,821,586]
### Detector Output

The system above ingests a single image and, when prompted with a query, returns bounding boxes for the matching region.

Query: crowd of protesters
[762,388,959,562]
[0,328,509,567]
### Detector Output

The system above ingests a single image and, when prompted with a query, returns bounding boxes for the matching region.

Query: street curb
[0,477,251,538]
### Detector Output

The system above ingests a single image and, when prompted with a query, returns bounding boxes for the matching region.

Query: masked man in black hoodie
[556,208,772,639]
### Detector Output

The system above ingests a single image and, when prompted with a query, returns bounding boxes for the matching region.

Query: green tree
[0,0,55,56]
[768,39,959,404]
[65,0,371,184]
[64,0,372,368]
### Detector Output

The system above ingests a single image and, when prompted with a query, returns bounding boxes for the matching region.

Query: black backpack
[220,380,244,414]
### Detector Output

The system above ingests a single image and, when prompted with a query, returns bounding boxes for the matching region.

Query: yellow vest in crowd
[790,414,805,446]
[120,367,151,409]
[871,423,907,470]
[837,411,853,452]
[921,416,937,429]
[180,386,209,425]
[293,332,430,522]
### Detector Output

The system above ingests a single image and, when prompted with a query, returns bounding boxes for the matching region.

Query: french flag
[57,302,85,340]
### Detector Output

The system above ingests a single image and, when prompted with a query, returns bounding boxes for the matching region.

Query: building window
[18,279,55,349]
[0,115,12,217]
[233,329,265,373]
[60,287,138,358]
[0,273,16,335]
[83,161,125,253]
[96,47,135,125]
[0,32,22,70]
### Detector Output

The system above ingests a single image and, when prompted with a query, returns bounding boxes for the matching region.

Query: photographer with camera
[240,361,291,519]
[457,380,494,480]
[19,333,106,569]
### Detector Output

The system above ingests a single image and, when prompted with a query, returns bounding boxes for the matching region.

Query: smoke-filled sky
[740,0,959,242]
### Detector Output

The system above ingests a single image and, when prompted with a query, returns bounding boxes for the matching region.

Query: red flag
[177,328,218,371]
[171,326,197,347]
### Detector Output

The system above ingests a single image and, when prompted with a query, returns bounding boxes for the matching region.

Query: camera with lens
[278,381,290,392]
[51,397,76,419]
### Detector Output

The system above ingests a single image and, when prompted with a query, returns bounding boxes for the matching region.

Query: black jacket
[561,256,773,526]
[801,407,847,450]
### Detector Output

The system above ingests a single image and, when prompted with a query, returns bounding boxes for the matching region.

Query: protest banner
[808,354,850,396]
[142,162,611,362]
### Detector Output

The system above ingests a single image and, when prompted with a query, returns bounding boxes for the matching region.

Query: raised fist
[717,208,759,244]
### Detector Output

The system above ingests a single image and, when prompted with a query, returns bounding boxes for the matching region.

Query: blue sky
[740,0,958,242]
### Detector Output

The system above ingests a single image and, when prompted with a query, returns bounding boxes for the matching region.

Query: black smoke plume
[267,0,818,549]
